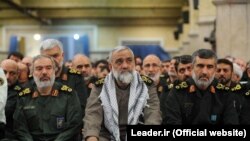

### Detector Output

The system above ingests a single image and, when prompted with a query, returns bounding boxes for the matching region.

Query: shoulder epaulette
[60,85,73,93]
[94,78,105,87]
[141,75,153,86]
[174,81,188,90]
[18,88,31,97]
[215,83,230,91]
[69,68,81,75]
[216,83,225,90]
[168,83,173,89]
[231,84,242,92]
[14,85,21,91]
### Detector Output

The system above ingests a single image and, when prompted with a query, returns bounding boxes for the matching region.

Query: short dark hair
[94,59,109,68]
[175,55,192,71]
[7,51,24,60]
[162,59,171,63]
[192,49,217,64]
[217,58,233,71]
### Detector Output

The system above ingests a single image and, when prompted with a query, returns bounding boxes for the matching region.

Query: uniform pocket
[50,111,65,130]
[23,109,39,130]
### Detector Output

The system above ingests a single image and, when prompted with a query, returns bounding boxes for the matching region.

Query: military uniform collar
[32,82,61,98]
[58,66,68,81]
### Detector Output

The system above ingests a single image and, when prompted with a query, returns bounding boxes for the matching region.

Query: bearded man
[83,46,162,141]
[164,49,239,125]
[142,54,163,96]
[13,55,82,141]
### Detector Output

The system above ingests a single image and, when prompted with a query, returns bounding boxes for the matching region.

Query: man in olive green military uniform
[240,82,250,124]
[71,54,94,97]
[215,58,246,119]
[13,55,82,141]
[39,39,88,117]
[161,55,192,124]
[83,46,161,141]
[1,59,22,140]
[164,49,239,125]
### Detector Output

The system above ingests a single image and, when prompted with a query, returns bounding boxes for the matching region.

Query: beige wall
[98,25,178,50]
[0,26,3,50]
[0,25,179,61]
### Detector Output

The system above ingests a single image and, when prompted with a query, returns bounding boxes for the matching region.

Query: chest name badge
[57,116,65,129]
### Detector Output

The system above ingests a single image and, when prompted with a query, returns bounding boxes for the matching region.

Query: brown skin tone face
[110,49,135,87]
[41,46,64,76]
[1,59,19,87]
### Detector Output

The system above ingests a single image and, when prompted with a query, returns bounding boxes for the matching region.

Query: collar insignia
[210,86,216,94]
[62,74,68,81]
[189,85,196,93]
[52,89,59,96]
[32,91,39,98]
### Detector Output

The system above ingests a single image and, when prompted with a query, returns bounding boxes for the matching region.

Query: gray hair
[39,39,63,53]
[108,46,134,63]
[233,63,243,79]
[31,55,56,74]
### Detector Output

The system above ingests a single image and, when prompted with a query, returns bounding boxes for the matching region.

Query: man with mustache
[161,55,193,125]
[1,59,21,140]
[39,39,87,117]
[13,55,82,141]
[215,59,245,118]
[83,46,162,141]
[142,54,163,97]
[164,49,239,125]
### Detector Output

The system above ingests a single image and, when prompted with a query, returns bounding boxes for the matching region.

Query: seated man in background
[164,49,238,125]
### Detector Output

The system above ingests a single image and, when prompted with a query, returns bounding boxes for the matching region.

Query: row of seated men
[1,39,250,141]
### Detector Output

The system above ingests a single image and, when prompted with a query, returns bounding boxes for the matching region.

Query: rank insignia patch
[56,116,65,129]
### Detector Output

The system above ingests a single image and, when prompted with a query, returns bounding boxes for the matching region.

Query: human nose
[201,67,208,75]
[121,61,129,69]
[41,68,48,74]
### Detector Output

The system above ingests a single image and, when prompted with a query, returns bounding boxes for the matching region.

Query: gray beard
[146,72,161,83]
[192,71,214,90]
[34,74,55,89]
[113,69,134,84]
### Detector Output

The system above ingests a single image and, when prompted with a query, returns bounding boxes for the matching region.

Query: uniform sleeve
[74,74,88,118]
[163,89,182,125]
[13,98,34,141]
[223,92,239,124]
[83,85,103,140]
[144,83,162,124]
[54,90,82,141]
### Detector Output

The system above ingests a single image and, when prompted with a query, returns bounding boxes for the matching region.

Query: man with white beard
[83,46,162,141]
[164,49,239,125]
[13,55,82,141]
[142,54,163,96]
